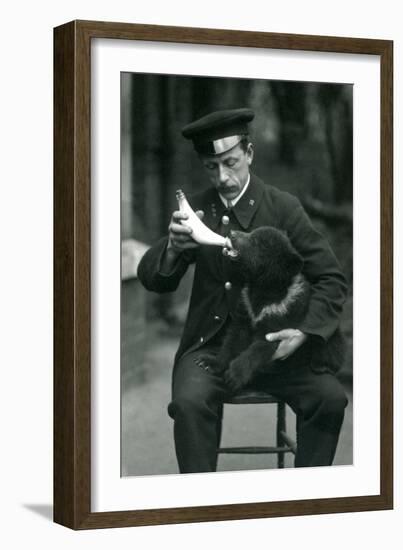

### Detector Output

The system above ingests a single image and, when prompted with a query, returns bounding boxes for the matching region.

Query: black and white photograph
[2,0,397,541]
[120,72,353,477]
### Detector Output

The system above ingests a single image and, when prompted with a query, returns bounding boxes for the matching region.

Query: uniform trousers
[167,348,348,473]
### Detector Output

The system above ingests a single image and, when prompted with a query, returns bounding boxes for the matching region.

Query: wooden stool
[218,390,297,468]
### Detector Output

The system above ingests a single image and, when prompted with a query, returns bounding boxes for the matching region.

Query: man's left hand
[265,329,307,361]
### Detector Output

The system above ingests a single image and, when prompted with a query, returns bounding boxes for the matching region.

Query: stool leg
[277,401,286,468]
[215,407,223,469]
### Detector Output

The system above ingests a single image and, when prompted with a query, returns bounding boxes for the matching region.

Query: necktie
[219,200,232,238]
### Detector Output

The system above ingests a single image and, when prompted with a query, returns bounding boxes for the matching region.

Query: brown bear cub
[196,226,346,393]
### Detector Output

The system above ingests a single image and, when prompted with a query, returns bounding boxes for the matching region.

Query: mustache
[218,186,237,193]
[217,178,240,192]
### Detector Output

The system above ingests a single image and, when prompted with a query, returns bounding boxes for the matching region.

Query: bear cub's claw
[195,353,221,374]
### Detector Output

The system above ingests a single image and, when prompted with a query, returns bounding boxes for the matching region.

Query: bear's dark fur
[196,226,346,393]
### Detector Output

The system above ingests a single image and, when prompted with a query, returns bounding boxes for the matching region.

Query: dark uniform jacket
[137,173,348,364]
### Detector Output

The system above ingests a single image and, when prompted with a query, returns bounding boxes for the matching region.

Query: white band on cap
[211,135,242,154]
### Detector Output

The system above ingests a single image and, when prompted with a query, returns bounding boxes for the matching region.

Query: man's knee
[168,393,209,420]
[311,377,348,431]
[319,379,348,415]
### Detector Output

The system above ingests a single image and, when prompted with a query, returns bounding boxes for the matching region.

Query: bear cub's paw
[224,356,254,393]
[195,353,222,374]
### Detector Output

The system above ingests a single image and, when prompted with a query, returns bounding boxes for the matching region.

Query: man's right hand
[167,210,205,254]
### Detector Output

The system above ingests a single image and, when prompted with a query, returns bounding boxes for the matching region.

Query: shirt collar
[218,173,250,208]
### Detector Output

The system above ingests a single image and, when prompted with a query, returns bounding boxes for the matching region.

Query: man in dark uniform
[137,108,348,474]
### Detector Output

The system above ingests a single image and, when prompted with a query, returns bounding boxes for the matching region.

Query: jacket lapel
[202,189,227,231]
[231,173,265,229]
[202,173,265,232]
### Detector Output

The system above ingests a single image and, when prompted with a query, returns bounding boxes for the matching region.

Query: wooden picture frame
[54,19,393,529]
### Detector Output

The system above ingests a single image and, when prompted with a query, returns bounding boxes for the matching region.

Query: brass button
[222,215,230,225]
[224,281,232,291]
[214,315,220,321]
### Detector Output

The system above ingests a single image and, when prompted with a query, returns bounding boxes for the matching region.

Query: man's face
[200,142,254,201]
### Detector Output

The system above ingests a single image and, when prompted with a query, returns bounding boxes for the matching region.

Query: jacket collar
[205,173,265,230]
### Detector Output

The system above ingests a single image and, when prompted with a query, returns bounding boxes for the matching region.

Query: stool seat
[225,389,281,405]
[219,389,297,466]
